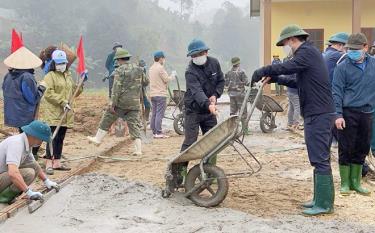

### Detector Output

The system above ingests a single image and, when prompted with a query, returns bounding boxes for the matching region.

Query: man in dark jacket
[252,24,335,216]
[105,42,122,98]
[332,33,374,197]
[323,32,349,85]
[175,39,225,184]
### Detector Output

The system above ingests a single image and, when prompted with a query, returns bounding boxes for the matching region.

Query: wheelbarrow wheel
[260,111,275,133]
[185,164,228,207]
[173,113,184,135]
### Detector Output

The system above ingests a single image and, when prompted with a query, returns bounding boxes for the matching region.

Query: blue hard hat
[51,50,68,64]
[187,39,210,57]
[21,120,51,142]
[328,32,349,44]
[153,51,165,59]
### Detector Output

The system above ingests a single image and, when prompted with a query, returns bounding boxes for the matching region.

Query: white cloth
[0,133,34,173]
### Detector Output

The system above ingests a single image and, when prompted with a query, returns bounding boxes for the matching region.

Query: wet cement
[0,174,373,233]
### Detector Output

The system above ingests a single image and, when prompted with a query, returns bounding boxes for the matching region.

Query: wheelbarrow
[166,75,185,135]
[161,81,266,207]
[249,89,284,133]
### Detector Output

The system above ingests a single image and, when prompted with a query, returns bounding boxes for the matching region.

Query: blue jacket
[252,42,334,117]
[323,47,345,86]
[2,70,43,128]
[105,51,116,74]
[184,57,225,114]
[332,55,375,117]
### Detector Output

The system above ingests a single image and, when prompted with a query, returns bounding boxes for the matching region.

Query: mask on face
[56,63,67,73]
[347,49,364,62]
[283,45,293,57]
[192,55,207,66]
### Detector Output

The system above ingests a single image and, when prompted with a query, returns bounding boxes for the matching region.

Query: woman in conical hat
[2,46,46,157]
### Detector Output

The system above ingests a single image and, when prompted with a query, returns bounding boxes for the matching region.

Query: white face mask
[56,64,67,73]
[283,45,293,57]
[192,55,207,66]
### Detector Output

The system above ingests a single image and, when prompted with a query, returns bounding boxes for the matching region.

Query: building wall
[270,0,375,59]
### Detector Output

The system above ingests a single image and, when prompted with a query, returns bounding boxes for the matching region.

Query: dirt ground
[1,93,375,232]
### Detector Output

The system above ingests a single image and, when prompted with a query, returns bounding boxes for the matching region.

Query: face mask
[347,49,364,61]
[283,45,293,57]
[56,64,67,73]
[192,55,207,66]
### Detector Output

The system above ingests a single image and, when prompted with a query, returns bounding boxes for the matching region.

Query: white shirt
[0,133,35,173]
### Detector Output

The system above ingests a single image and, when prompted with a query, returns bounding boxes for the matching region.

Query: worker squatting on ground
[224,57,250,135]
[149,51,176,139]
[332,33,375,196]
[174,39,225,183]
[2,47,46,160]
[252,24,335,216]
[41,50,84,175]
[105,42,123,98]
[0,120,58,204]
[87,48,148,156]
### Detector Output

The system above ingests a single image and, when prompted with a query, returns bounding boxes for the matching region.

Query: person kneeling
[0,120,59,204]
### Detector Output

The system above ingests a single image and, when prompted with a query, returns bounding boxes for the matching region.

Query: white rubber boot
[87,129,107,145]
[132,138,142,156]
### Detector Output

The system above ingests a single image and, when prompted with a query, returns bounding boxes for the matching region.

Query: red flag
[76,35,86,77]
[11,29,24,53]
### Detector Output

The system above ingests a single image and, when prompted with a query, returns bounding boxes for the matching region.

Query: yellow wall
[270,0,375,59]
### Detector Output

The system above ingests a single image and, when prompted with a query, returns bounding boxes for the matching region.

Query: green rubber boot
[302,171,316,208]
[339,165,351,195]
[350,164,370,195]
[302,174,334,216]
[0,187,20,204]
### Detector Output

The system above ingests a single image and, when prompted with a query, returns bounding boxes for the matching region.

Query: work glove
[171,70,177,77]
[44,178,59,190]
[26,188,43,200]
[80,70,88,82]
[64,103,72,112]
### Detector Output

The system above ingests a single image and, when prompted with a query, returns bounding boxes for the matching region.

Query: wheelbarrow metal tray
[256,95,283,113]
[172,115,238,164]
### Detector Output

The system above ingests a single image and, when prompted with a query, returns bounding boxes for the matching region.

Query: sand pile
[0,174,373,233]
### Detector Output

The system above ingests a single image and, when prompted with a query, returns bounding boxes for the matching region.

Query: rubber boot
[87,128,107,145]
[132,138,142,156]
[0,187,20,204]
[302,170,316,208]
[302,174,334,216]
[350,164,370,195]
[339,165,351,195]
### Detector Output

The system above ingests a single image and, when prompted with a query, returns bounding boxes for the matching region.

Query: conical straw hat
[4,46,42,69]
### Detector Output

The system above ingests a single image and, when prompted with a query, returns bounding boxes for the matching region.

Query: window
[304,29,324,52]
[361,28,375,46]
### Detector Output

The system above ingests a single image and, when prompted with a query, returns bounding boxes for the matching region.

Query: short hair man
[0,120,58,203]
[332,33,375,197]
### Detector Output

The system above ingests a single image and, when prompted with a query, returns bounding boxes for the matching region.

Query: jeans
[150,96,167,135]
[338,108,372,166]
[287,92,300,126]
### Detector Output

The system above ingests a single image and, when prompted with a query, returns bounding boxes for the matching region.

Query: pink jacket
[149,62,173,97]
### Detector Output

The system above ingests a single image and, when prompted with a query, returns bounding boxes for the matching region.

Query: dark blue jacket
[184,57,225,114]
[2,70,43,128]
[105,51,116,74]
[253,42,334,117]
[332,55,375,117]
[323,47,345,86]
